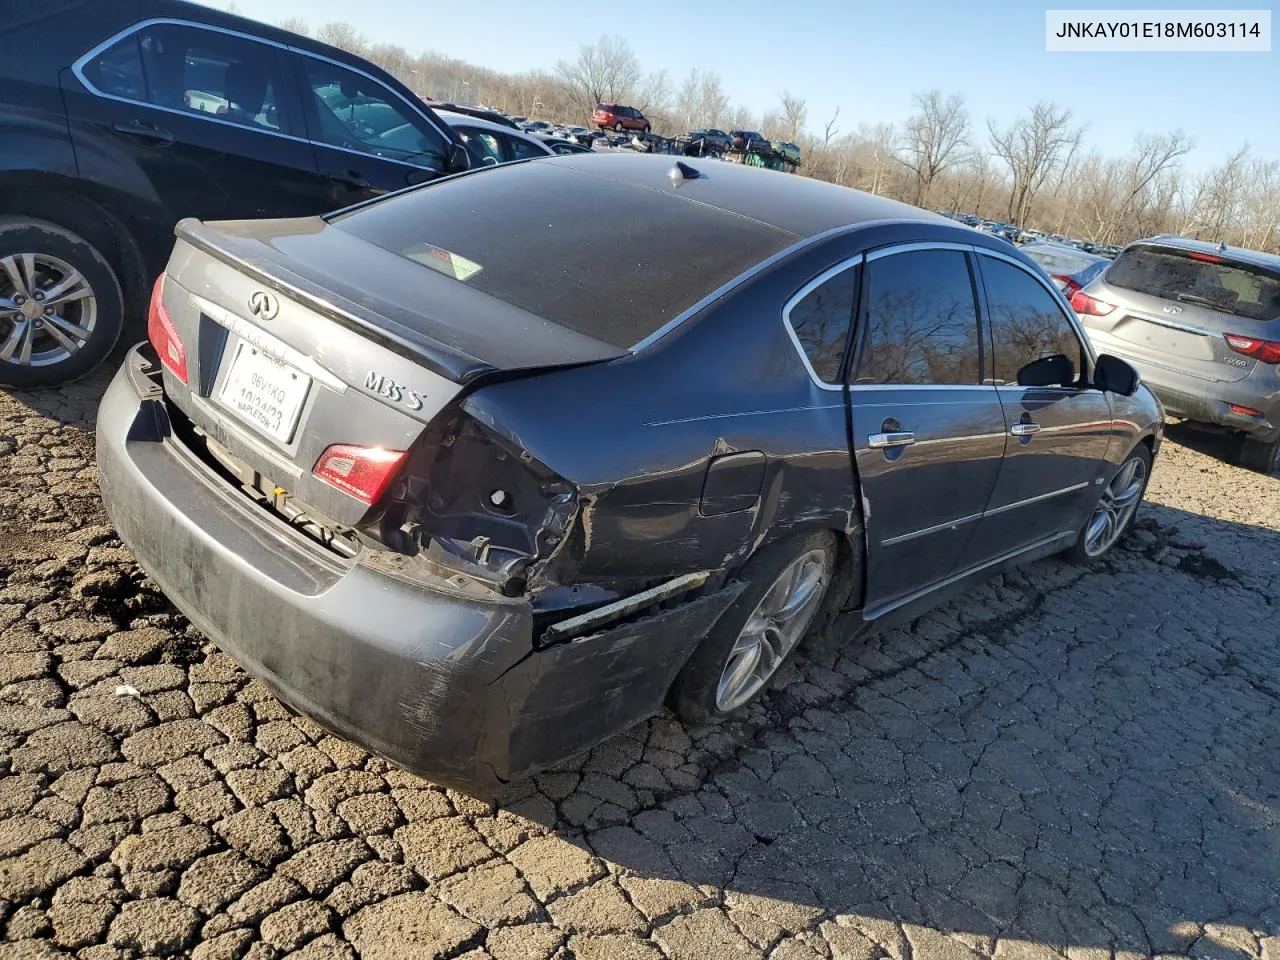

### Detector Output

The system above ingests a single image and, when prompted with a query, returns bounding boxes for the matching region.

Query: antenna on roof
[1217,239,1228,254]
[668,161,702,187]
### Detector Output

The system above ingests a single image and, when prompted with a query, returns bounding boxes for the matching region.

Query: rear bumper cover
[96,344,740,792]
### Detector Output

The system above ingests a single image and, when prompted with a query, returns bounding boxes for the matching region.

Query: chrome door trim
[71,17,447,173]
[1123,311,1217,337]
[983,481,1089,518]
[864,530,1074,622]
[881,511,983,548]
[864,240,975,261]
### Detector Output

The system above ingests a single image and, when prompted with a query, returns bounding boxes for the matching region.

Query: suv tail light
[147,274,187,383]
[1053,275,1082,297]
[1224,334,1280,364]
[1069,289,1116,316]
[313,444,408,504]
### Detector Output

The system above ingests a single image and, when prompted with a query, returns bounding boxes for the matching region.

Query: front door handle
[327,170,373,191]
[868,431,916,448]
[1010,422,1041,437]
[112,119,173,145]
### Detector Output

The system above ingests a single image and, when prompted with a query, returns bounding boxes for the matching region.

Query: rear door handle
[327,170,372,191]
[112,119,173,144]
[1010,422,1041,436]
[868,431,915,448]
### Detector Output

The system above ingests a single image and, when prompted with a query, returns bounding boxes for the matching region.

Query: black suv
[0,0,470,387]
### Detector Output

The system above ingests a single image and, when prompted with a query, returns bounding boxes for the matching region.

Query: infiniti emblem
[1162,304,1183,315]
[248,290,279,320]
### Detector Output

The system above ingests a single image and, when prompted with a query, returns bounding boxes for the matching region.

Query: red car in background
[594,102,650,133]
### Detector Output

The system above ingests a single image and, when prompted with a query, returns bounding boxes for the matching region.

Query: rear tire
[1069,445,1152,563]
[642,124,651,134]
[1241,436,1280,474]
[614,122,624,132]
[0,217,124,389]
[670,530,836,724]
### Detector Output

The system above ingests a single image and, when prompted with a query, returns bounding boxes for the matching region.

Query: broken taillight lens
[1069,289,1116,316]
[1224,334,1280,364]
[147,274,187,383]
[313,444,408,504]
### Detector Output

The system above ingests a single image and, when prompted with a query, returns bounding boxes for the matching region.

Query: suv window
[981,256,1085,385]
[300,58,446,169]
[787,267,857,383]
[855,249,981,385]
[1106,245,1280,323]
[82,23,287,133]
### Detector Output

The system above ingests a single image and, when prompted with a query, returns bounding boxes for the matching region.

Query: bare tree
[898,90,969,207]
[555,35,641,117]
[988,102,1084,226]
[314,21,367,54]
[779,91,807,142]
[676,68,730,130]
[277,16,309,37]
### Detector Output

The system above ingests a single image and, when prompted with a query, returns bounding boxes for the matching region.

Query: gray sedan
[96,155,1162,792]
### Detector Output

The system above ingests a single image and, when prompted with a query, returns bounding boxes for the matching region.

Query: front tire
[614,122,624,132]
[1069,445,1152,563]
[670,530,836,724]
[0,217,124,389]
[1241,436,1280,475]
[641,124,651,134]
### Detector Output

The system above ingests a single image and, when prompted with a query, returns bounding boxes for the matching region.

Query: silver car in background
[1073,236,1280,473]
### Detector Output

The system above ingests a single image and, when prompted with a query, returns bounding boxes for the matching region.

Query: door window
[786,266,857,383]
[82,24,289,133]
[981,256,1087,385]
[855,249,982,385]
[455,126,502,166]
[299,58,447,169]
[507,135,548,161]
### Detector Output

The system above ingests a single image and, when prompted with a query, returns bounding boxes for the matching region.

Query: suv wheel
[0,217,124,389]
[614,121,624,132]
[641,123,651,134]
[670,530,835,723]
[1241,436,1280,475]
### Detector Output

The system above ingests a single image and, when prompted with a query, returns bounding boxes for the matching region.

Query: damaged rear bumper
[96,344,742,793]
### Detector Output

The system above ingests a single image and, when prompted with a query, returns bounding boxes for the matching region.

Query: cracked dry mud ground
[1,371,1278,960]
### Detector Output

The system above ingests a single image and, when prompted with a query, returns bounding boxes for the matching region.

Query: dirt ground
[1,367,1278,960]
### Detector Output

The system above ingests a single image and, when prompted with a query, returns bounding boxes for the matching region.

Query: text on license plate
[217,340,311,443]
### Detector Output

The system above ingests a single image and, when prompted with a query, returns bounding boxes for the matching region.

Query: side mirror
[1093,354,1140,396]
[1017,353,1075,388]
[446,142,472,173]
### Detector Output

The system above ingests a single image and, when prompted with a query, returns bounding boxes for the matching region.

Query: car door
[847,244,1008,611]
[961,250,1113,562]
[292,53,453,205]
[62,21,322,223]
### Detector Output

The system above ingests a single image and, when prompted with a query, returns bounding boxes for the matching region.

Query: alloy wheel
[0,252,98,367]
[1083,455,1148,557]
[715,547,830,712]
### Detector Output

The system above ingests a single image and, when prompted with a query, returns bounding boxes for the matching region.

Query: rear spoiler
[174,219,489,383]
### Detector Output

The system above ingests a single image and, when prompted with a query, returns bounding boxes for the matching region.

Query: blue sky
[209,0,1277,171]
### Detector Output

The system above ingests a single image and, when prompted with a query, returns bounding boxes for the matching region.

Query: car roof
[436,111,554,154]
[1023,241,1107,263]
[519,153,950,239]
[1130,235,1280,272]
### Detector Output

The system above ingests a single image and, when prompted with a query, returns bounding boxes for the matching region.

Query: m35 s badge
[365,371,424,411]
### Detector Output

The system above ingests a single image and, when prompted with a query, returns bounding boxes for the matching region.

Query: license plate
[217,340,311,444]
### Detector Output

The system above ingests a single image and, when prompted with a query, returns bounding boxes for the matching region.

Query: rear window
[1106,246,1280,323]
[331,161,796,348]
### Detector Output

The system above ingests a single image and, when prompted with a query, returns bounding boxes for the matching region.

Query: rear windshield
[331,161,796,348]
[1106,246,1280,322]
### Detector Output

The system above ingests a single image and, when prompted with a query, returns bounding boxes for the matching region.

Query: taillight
[1053,275,1082,297]
[1224,334,1280,364]
[313,444,407,504]
[146,274,187,383]
[1229,403,1263,417]
[1069,289,1116,316]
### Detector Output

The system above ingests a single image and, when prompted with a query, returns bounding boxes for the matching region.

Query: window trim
[781,255,863,392]
[973,248,1098,387]
[72,17,451,172]
[851,242,988,390]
